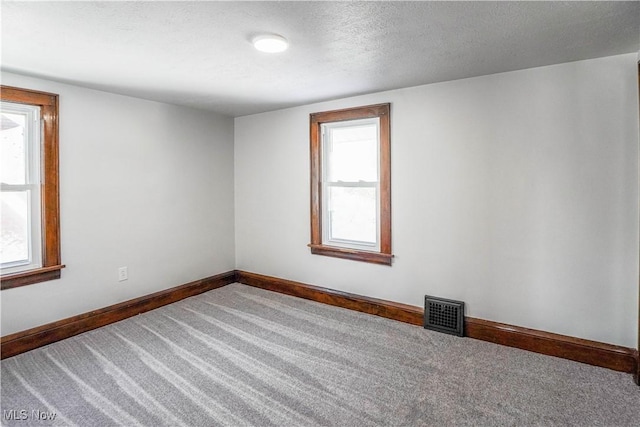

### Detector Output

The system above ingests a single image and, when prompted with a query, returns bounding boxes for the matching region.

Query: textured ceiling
[2,1,639,117]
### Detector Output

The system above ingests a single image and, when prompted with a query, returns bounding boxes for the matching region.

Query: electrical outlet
[118,267,128,282]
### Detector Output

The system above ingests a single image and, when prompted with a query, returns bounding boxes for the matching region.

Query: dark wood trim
[1,270,237,359]
[309,103,392,265]
[1,85,62,290]
[378,105,392,255]
[310,109,322,246]
[0,265,65,290]
[310,104,390,124]
[0,86,58,107]
[637,61,640,386]
[308,244,393,266]
[3,268,636,377]
[236,270,638,375]
[236,270,423,325]
[465,317,637,374]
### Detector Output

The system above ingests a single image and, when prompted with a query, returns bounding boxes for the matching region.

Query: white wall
[2,53,637,348]
[235,53,640,348]
[1,72,235,336]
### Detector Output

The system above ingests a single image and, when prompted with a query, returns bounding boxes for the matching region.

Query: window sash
[322,182,381,250]
[1,101,43,274]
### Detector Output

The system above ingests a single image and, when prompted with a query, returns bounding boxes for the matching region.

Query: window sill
[1,265,65,290]
[308,244,393,266]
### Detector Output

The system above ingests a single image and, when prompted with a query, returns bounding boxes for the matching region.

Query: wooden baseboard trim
[4,269,636,376]
[236,270,637,374]
[236,270,424,325]
[1,270,237,359]
[464,317,637,373]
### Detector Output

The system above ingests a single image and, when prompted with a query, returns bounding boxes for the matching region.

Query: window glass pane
[1,112,27,185]
[1,190,30,266]
[328,186,377,244]
[327,123,377,182]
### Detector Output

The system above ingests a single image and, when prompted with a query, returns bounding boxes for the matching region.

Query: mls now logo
[3,410,28,420]
[3,409,57,421]
[31,410,57,421]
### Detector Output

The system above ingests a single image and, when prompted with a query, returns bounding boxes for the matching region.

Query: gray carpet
[1,283,639,426]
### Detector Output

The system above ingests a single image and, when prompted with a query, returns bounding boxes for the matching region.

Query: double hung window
[1,86,62,289]
[309,103,392,265]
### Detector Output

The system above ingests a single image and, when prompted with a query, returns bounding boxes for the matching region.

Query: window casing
[309,103,392,265]
[1,86,63,290]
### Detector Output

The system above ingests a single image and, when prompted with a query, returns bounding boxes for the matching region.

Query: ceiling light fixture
[252,34,288,53]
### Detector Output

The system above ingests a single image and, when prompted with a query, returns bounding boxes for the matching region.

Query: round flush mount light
[252,34,288,53]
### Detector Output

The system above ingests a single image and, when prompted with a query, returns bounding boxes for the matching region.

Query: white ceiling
[2,1,639,117]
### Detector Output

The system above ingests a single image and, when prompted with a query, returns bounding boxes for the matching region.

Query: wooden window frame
[1,86,64,290]
[309,103,392,266]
